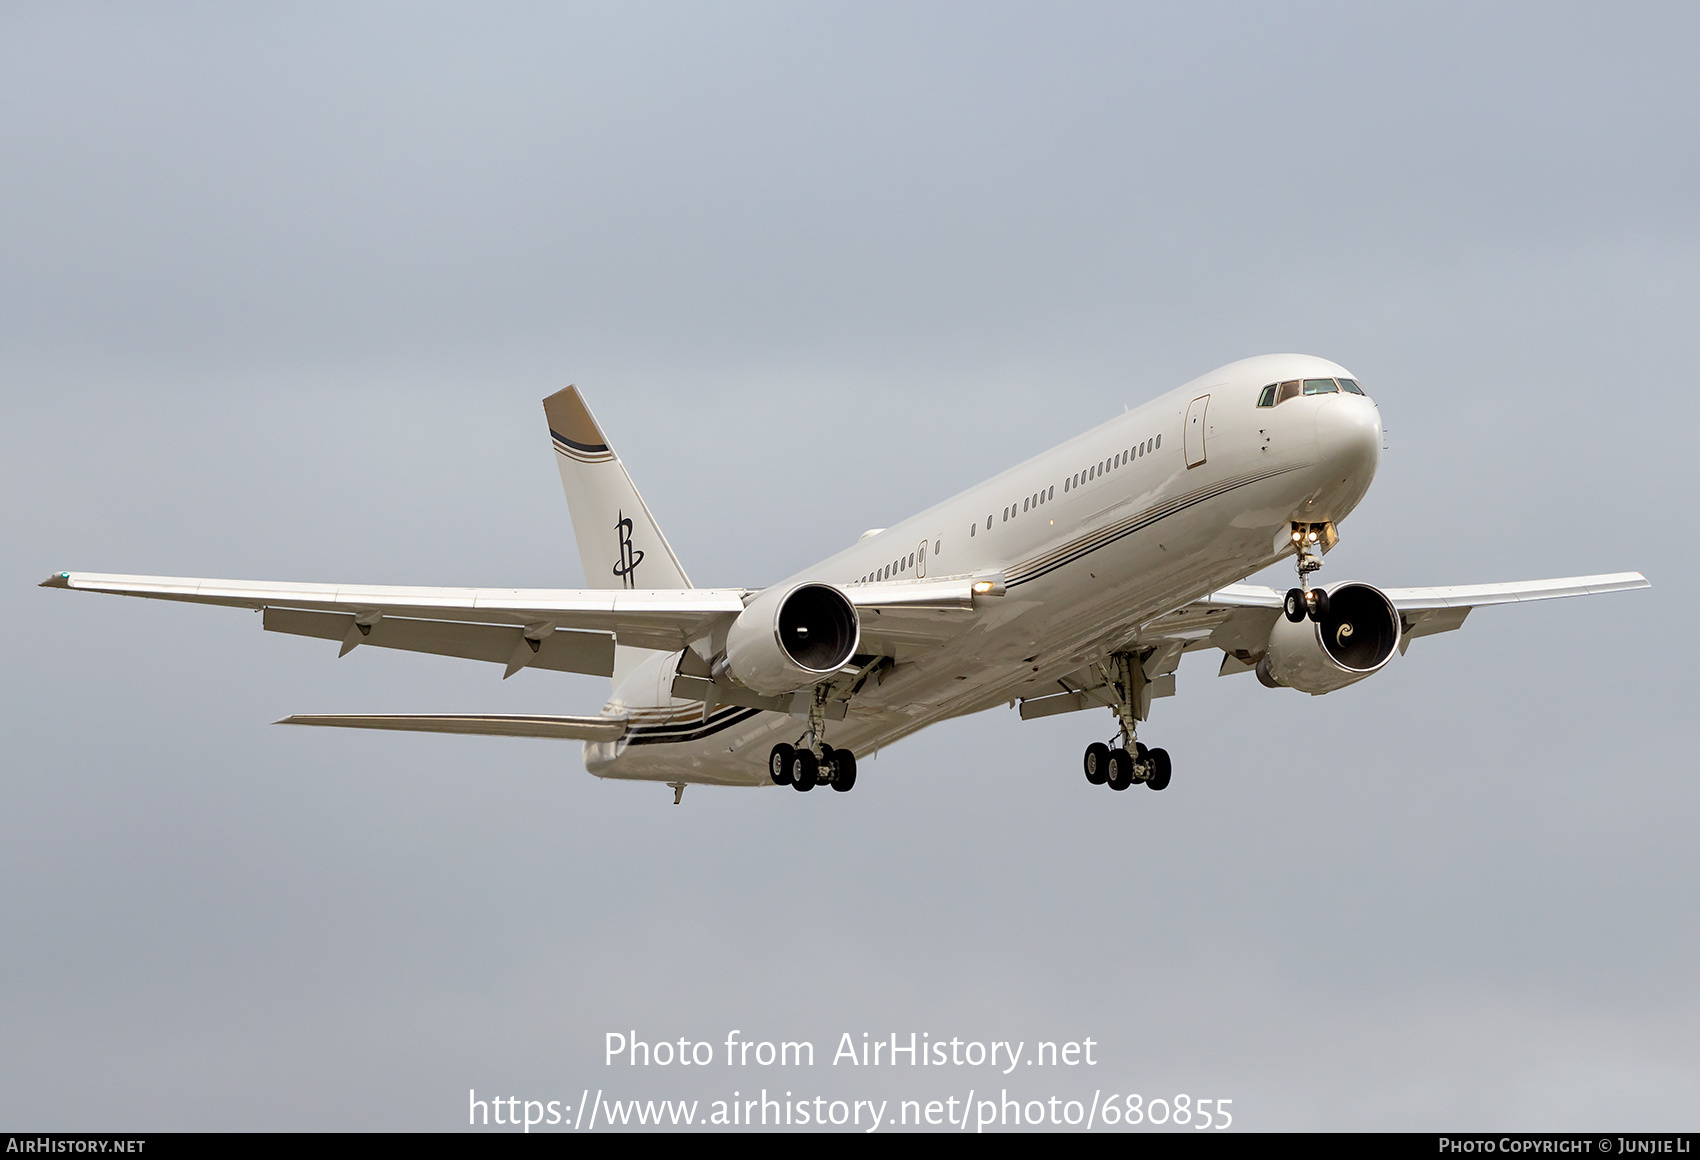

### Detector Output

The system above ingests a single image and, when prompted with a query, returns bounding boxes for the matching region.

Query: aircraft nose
[1314,393,1381,483]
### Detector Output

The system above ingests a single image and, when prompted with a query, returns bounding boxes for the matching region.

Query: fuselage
[589,353,1382,786]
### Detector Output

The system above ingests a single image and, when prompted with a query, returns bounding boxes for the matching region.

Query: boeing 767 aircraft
[42,354,1647,802]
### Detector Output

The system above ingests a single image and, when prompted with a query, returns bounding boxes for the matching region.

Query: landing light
[972,581,996,594]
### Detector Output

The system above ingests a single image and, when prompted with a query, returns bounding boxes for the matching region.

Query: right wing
[41,569,1005,679]
[41,571,750,676]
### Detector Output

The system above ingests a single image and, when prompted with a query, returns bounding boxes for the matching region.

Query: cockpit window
[1260,377,1367,407]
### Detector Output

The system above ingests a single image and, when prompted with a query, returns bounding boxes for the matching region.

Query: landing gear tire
[791,749,818,792]
[1147,748,1172,791]
[1306,587,1331,622]
[831,750,857,792]
[769,743,795,786]
[1284,588,1306,622]
[1107,748,1134,791]
[1083,742,1110,785]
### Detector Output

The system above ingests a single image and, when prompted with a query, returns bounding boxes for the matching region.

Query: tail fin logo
[613,512,645,589]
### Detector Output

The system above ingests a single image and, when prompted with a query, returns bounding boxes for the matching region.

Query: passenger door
[1185,394,1210,468]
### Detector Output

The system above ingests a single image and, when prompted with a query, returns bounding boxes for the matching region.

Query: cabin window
[1154,434,1160,449]
[970,524,975,537]
[1303,378,1338,395]
[1047,486,1054,500]
[1257,384,1277,407]
[986,516,992,529]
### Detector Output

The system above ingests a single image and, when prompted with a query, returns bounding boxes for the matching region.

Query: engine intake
[723,582,860,696]
[1259,581,1401,695]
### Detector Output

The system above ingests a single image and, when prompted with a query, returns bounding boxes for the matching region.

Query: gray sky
[2,1,1695,1131]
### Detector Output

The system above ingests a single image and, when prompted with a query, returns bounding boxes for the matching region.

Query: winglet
[40,571,72,588]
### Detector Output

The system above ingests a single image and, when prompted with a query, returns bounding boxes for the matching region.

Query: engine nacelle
[722,582,861,696]
[1258,581,1401,695]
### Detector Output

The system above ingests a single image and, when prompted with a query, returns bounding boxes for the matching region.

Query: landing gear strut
[1284,521,1335,623]
[769,685,859,794]
[1079,651,1173,795]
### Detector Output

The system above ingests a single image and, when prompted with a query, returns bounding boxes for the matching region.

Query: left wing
[1173,572,1651,664]
[1019,571,1649,719]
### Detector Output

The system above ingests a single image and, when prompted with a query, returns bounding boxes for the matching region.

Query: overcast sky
[2,1,1696,1131]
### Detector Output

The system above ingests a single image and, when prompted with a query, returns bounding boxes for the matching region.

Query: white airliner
[43,354,1647,803]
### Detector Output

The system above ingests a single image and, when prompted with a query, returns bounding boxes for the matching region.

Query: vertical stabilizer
[543,386,692,592]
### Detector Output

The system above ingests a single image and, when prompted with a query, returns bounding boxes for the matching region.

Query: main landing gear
[1082,740,1171,792]
[769,742,857,793]
[1283,521,1335,624]
[1081,651,1174,794]
[768,685,857,794]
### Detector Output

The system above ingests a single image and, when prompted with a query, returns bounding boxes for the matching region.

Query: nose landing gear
[1284,521,1337,623]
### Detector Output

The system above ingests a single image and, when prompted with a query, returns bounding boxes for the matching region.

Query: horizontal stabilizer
[275,713,627,741]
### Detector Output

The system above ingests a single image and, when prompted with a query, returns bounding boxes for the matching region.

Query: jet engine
[1257,581,1401,695]
[721,582,860,696]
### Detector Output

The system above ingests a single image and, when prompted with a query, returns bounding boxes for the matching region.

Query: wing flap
[275,713,627,741]
[262,608,616,677]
